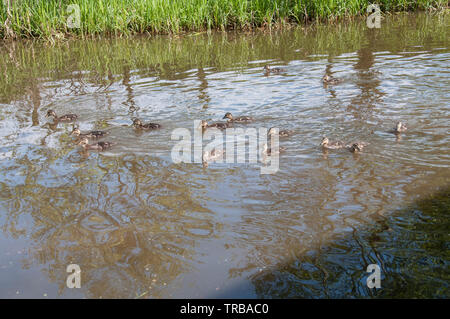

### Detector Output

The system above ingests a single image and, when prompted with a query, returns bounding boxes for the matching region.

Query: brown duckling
[268,127,292,138]
[389,121,407,134]
[263,65,286,75]
[223,112,253,123]
[202,149,225,167]
[320,137,346,149]
[46,109,78,122]
[262,143,286,156]
[199,120,231,130]
[202,149,224,162]
[347,142,370,153]
[322,74,342,85]
[77,137,115,151]
[71,126,109,139]
[132,118,161,130]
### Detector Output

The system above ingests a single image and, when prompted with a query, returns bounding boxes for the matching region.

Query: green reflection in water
[1,13,448,103]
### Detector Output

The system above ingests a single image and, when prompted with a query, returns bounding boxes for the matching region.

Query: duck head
[76,137,89,148]
[396,122,407,132]
[350,143,363,152]
[268,127,278,136]
[263,65,270,72]
[71,127,81,136]
[46,110,57,118]
[223,112,233,121]
[320,137,329,146]
[199,120,208,129]
[132,118,142,127]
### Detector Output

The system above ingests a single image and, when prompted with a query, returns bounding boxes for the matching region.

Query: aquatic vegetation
[0,0,448,39]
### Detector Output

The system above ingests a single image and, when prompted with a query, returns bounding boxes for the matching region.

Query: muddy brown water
[0,13,448,298]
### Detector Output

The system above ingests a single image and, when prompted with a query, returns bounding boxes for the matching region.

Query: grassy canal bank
[1,0,449,39]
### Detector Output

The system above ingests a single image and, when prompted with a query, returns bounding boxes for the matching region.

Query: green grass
[0,0,448,39]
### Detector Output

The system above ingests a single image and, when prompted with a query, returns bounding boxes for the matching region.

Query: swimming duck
[202,149,225,167]
[322,74,341,85]
[389,122,407,134]
[46,110,78,122]
[223,112,253,123]
[263,65,286,75]
[347,142,369,153]
[202,149,224,162]
[199,120,231,130]
[132,118,161,130]
[71,126,109,139]
[76,137,115,151]
[320,137,346,149]
[262,143,286,156]
[268,127,292,138]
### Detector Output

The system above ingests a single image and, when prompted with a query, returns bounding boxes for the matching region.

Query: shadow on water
[214,186,450,298]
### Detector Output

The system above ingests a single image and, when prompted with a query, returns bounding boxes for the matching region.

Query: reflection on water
[248,187,450,298]
[0,13,449,298]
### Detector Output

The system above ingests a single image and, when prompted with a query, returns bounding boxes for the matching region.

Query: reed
[0,0,448,39]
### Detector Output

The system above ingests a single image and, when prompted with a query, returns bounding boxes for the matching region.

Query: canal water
[0,12,448,298]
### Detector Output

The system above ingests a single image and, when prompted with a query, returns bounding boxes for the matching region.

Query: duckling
[71,126,109,139]
[389,121,407,134]
[132,118,161,130]
[263,65,286,75]
[322,74,341,85]
[76,137,115,151]
[268,127,292,138]
[320,137,346,149]
[262,143,286,156]
[46,109,78,122]
[199,120,231,130]
[202,149,224,162]
[202,149,225,167]
[223,112,253,123]
[347,142,369,153]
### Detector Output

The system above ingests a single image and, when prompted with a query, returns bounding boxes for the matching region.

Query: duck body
[262,144,286,156]
[279,130,291,137]
[86,141,115,151]
[77,137,115,151]
[208,122,230,129]
[200,120,231,130]
[139,123,161,130]
[71,127,109,139]
[389,122,407,134]
[268,127,292,138]
[84,130,109,139]
[46,110,78,122]
[347,142,369,153]
[321,137,346,149]
[58,114,78,122]
[263,65,286,75]
[223,112,253,123]
[133,118,161,130]
[322,74,341,85]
